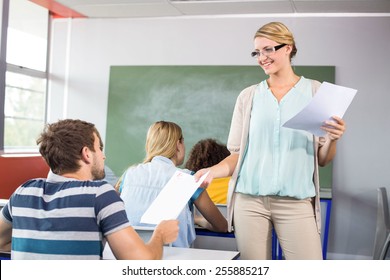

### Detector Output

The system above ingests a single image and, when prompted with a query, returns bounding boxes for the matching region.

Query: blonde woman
[118,121,227,248]
[195,22,346,259]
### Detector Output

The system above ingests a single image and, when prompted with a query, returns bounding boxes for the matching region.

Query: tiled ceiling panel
[35,0,390,18]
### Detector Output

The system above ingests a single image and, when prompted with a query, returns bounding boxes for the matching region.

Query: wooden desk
[103,244,240,260]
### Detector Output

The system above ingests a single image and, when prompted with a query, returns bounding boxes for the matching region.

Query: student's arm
[318,116,346,166]
[194,153,239,188]
[193,191,227,233]
[0,218,12,251]
[106,219,179,260]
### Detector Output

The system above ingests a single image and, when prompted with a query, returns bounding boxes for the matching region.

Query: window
[4,71,46,148]
[7,0,48,71]
[1,0,49,150]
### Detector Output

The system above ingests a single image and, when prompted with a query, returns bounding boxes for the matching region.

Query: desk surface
[163,246,239,260]
[103,245,239,260]
[1,247,240,260]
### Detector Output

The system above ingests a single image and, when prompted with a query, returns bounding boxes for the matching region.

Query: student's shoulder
[14,178,47,194]
[21,178,47,186]
[125,162,152,175]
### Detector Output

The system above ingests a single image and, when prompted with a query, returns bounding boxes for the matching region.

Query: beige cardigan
[226,79,323,233]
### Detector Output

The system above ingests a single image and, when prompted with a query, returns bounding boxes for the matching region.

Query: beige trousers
[233,193,323,260]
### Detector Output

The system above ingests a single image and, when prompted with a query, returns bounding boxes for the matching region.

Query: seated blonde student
[0,119,179,260]
[185,138,231,205]
[117,121,227,248]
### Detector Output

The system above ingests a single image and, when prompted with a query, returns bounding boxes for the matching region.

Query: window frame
[0,0,50,151]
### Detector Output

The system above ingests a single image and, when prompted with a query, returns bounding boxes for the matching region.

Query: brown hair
[37,119,101,174]
[254,21,297,60]
[185,138,230,172]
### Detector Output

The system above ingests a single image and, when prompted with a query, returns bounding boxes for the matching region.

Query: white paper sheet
[282,82,357,136]
[140,170,209,225]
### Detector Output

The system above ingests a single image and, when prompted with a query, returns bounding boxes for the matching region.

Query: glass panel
[7,0,48,71]
[4,72,46,149]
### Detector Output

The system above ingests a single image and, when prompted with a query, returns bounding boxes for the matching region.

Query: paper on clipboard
[140,170,210,225]
[282,82,357,136]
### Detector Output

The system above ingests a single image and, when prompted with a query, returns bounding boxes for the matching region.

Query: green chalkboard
[106,66,335,188]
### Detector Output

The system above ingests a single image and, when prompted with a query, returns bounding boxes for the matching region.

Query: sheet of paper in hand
[282,82,357,137]
[140,170,209,225]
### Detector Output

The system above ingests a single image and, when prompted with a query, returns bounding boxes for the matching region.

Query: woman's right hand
[194,168,214,189]
[194,153,239,188]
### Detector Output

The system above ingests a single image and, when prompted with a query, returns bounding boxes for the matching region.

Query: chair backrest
[373,187,390,259]
[0,153,50,199]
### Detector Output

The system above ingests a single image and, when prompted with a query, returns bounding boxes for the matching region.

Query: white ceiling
[54,0,390,18]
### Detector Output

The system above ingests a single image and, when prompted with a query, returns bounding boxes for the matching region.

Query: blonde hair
[254,22,297,60]
[144,121,183,163]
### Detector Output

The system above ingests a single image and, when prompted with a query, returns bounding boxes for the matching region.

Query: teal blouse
[236,77,316,199]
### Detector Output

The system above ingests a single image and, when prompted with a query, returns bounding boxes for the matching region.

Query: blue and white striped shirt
[0,171,130,259]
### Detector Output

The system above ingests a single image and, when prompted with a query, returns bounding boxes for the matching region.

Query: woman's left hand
[321,116,346,141]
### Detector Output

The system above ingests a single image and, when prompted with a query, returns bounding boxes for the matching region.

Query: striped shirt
[0,171,130,260]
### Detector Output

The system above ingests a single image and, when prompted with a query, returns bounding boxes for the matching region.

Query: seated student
[185,138,231,204]
[117,121,227,248]
[0,119,178,260]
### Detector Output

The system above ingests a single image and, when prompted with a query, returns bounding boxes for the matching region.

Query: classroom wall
[48,15,390,259]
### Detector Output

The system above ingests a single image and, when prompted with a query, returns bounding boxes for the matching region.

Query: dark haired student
[0,119,178,260]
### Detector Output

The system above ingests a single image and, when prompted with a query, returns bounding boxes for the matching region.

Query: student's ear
[81,146,92,164]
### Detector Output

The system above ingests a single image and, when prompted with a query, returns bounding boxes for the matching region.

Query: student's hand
[194,168,214,189]
[155,220,179,244]
[321,116,346,141]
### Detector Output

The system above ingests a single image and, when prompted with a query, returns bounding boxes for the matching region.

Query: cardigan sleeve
[227,85,256,153]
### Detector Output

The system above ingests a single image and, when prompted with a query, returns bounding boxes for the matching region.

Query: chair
[0,153,50,199]
[372,187,390,259]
